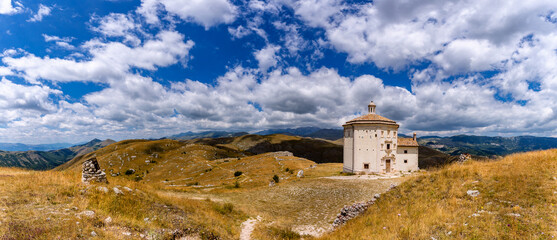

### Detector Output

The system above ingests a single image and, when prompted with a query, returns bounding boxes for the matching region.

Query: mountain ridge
[0,139,115,170]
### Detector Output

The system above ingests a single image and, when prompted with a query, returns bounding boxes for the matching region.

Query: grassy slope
[190,134,344,164]
[323,149,557,239]
[56,138,320,190]
[0,168,246,239]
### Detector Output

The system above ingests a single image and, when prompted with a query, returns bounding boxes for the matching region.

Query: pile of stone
[332,198,377,228]
[458,153,471,164]
[82,157,108,183]
[267,151,294,157]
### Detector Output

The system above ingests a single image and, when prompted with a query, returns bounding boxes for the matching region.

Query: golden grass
[0,167,245,239]
[323,149,557,239]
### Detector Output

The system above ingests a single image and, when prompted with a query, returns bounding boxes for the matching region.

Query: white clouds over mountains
[1,0,557,143]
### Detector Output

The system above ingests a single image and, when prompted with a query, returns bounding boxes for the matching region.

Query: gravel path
[240,216,261,240]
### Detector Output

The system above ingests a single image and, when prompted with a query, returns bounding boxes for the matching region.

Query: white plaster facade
[343,101,419,173]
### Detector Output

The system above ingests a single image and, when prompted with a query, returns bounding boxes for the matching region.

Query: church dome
[344,101,398,126]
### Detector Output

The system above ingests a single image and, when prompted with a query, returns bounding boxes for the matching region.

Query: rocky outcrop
[332,199,376,228]
[82,157,108,183]
[297,170,304,178]
[332,184,397,228]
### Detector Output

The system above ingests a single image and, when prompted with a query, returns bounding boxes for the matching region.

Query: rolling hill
[56,138,320,189]
[0,139,115,170]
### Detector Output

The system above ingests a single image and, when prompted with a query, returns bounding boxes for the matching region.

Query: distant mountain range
[0,139,115,170]
[168,128,557,157]
[418,135,557,157]
[0,142,75,151]
[168,127,344,141]
[167,131,249,140]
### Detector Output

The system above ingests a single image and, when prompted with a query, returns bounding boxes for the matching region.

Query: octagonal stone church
[343,101,419,174]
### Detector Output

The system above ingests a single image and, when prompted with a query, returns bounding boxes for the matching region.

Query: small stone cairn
[82,157,108,183]
[458,153,471,164]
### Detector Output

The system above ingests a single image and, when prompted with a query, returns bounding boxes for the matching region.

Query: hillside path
[240,216,261,240]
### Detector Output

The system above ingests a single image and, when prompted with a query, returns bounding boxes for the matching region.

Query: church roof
[398,137,419,147]
[344,113,398,125]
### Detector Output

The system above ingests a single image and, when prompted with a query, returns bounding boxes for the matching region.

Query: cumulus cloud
[3,30,194,83]
[254,44,280,72]
[0,0,22,15]
[0,78,61,121]
[27,4,51,22]
[140,0,237,29]
[294,0,557,72]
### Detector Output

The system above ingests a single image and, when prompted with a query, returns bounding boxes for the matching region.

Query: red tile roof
[398,137,419,147]
[345,114,397,125]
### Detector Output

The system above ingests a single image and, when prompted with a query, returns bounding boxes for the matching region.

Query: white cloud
[254,44,280,72]
[0,0,22,15]
[291,0,342,28]
[3,30,194,83]
[293,0,557,72]
[27,4,51,22]
[92,13,138,37]
[0,78,61,115]
[144,0,237,29]
[0,66,12,76]
[137,0,162,25]
[43,34,74,43]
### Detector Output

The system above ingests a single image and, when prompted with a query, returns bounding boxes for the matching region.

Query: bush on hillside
[234,171,242,177]
[213,203,234,215]
[272,175,279,183]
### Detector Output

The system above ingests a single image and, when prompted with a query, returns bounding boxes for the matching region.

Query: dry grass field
[0,167,247,239]
[1,137,555,239]
[324,149,557,239]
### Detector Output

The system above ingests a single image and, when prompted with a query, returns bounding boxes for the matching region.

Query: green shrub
[285,168,290,172]
[213,203,234,215]
[234,171,243,177]
[272,175,279,183]
[269,226,301,239]
[125,169,135,175]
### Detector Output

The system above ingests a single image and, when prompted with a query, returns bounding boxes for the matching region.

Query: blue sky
[1,0,557,144]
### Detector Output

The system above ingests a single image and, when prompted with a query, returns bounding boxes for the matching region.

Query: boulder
[297,170,304,178]
[467,190,480,197]
[113,187,124,195]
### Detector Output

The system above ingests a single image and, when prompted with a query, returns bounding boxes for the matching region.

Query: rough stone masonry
[82,157,108,183]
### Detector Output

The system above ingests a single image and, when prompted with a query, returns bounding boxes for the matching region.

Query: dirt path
[240,216,260,240]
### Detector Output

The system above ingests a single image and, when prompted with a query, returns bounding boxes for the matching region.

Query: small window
[404,150,408,154]
[387,144,390,149]
[364,163,369,169]
[375,134,377,137]
[381,144,383,149]
[404,160,408,163]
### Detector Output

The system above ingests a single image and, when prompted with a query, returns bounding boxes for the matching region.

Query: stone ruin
[82,157,108,183]
[332,184,397,228]
[332,199,376,228]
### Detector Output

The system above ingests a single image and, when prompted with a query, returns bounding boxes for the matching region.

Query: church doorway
[385,159,391,173]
